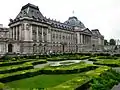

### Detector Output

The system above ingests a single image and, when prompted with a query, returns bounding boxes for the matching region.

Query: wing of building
[0,3,104,55]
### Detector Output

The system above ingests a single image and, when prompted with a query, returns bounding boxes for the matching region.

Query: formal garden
[1,53,120,90]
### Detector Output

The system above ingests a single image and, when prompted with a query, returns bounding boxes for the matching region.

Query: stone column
[77,33,80,44]
[84,35,86,44]
[81,34,83,44]
[30,24,32,41]
[13,27,15,40]
[16,26,18,40]
[19,25,21,40]
[36,26,39,42]
[83,35,84,44]
[42,27,44,42]
[80,34,81,44]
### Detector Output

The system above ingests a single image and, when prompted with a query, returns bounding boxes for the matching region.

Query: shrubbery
[90,70,120,90]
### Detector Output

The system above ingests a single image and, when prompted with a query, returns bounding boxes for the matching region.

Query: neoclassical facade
[1,3,104,55]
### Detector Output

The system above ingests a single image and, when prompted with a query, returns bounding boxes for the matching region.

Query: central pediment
[82,28,92,35]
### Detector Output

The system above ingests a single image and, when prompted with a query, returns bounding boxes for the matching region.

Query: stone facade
[1,3,104,55]
[0,24,9,55]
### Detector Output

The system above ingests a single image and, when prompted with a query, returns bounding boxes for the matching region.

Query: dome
[64,16,85,29]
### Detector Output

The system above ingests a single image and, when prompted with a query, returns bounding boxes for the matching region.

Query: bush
[90,70,120,90]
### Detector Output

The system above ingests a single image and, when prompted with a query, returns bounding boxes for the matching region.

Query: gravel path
[111,83,120,90]
[111,67,120,90]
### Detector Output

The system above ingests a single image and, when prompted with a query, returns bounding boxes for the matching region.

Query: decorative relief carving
[26,23,30,30]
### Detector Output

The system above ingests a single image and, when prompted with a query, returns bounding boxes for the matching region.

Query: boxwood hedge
[0,63,33,74]
[41,63,98,74]
[93,59,120,67]
[0,59,47,74]
[0,68,43,83]
[46,66,110,90]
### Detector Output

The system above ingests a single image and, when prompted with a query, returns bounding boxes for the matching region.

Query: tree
[104,39,108,45]
[109,39,116,45]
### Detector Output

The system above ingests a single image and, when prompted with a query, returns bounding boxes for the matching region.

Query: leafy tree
[104,39,108,45]
[109,39,116,45]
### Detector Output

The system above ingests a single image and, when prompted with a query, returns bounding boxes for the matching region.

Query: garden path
[111,83,120,90]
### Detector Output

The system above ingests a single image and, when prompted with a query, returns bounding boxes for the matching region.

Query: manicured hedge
[46,66,110,90]
[0,63,33,74]
[47,76,91,90]
[0,59,34,67]
[88,57,97,61]
[0,59,47,74]
[0,82,5,89]
[90,69,120,90]
[0,68,42,83]
[93,59,120,67]
[0,59,47,67]
[30,59,47,65]
[41,63,98,74]
[95,56,118,59]
[47,56,90,61]
[93,53,110,56]
[85,66,111,78]
[47,57,67,61]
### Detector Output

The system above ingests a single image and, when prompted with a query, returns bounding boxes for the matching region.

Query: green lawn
[6,74,80,88]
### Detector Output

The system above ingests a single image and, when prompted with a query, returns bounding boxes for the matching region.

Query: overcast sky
[0,0,120,40]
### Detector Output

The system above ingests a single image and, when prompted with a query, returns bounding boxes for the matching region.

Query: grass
[6,74,81,88]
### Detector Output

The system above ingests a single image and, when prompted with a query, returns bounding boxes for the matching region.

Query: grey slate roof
[9,3,47,25]
[64,16,86,29]
[16,3,45,20]
[47,18,73,30]
[9,3,88,32]
[91,29,104,38]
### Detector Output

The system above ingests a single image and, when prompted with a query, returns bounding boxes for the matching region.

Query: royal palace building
[0,3,104,55]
